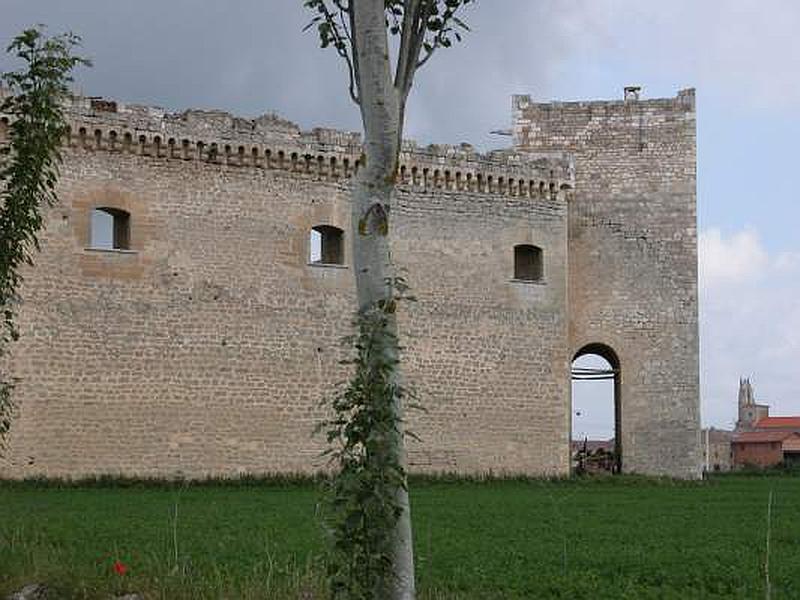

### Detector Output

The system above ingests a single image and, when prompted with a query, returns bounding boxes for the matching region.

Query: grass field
[1,474,799,599]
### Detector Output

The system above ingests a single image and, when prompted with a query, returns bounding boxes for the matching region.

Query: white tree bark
[352,3,415,599]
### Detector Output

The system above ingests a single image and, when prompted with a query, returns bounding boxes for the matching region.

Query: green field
[1,474,798,599]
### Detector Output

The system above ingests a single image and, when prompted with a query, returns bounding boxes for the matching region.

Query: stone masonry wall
[0,97,574,478]
[513,89,701,477]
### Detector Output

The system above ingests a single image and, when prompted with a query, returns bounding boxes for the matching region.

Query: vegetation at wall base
[1,474,798,599]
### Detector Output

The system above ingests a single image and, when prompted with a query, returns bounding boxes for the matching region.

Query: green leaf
[0,26,89,454]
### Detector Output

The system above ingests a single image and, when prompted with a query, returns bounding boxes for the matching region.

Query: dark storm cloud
[3,1,799,144]
[1,1,360,129]
[0,1,586,148]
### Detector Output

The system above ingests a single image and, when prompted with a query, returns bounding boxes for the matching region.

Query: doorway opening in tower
[571,344,621,474]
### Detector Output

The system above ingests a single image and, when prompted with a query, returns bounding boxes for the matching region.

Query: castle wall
[513,89,701,478]
[0,100,573,478]
[394,180,570,474]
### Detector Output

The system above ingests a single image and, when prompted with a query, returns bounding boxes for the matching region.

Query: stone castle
[0,86,701,479]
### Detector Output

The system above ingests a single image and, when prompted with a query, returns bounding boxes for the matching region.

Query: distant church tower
[736,378,769,431]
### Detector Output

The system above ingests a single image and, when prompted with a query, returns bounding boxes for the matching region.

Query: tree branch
[416,2,471,69]
[348,5,361,105]
[339,27,359,103]
[304,0,360,104]
[394,0,421,95]
[415,40,437,69]
[401,1,432,100]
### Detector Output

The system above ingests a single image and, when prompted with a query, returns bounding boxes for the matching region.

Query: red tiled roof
[784,437,800,452]
[754,417,800,429]
[733,431,799,444]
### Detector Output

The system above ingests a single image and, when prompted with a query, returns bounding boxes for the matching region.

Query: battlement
[0,93,575,200]
[512,87,695,117]
[512,88,695,152]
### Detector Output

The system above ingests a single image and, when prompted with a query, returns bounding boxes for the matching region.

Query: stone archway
[571,343,622,473]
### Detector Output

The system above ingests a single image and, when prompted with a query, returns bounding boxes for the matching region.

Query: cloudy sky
[2,1,798,436]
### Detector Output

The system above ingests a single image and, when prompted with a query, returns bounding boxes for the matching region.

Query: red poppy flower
[113,560,127,576]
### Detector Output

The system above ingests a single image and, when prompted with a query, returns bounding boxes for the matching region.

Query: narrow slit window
[91,207,131,250]
[514,244,543,281]
[310,225,344,265]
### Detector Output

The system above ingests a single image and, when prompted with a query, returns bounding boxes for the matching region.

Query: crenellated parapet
[512,88,696,155]
[0,92,575,200]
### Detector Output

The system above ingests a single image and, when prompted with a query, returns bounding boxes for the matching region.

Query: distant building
[735,378,770,431]
[731,431,800,468]
[570,439,614,455]
[702,428,733,472]
[731,379,800,468]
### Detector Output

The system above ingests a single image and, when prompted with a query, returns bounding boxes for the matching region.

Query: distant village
[703,378,800,471]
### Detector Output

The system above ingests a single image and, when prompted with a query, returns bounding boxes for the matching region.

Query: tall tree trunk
[352,3,415,599]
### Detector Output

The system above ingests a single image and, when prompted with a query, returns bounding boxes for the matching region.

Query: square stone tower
[513,88,702,478]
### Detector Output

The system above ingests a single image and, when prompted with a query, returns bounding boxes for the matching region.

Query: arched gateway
[571,344,621,473]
